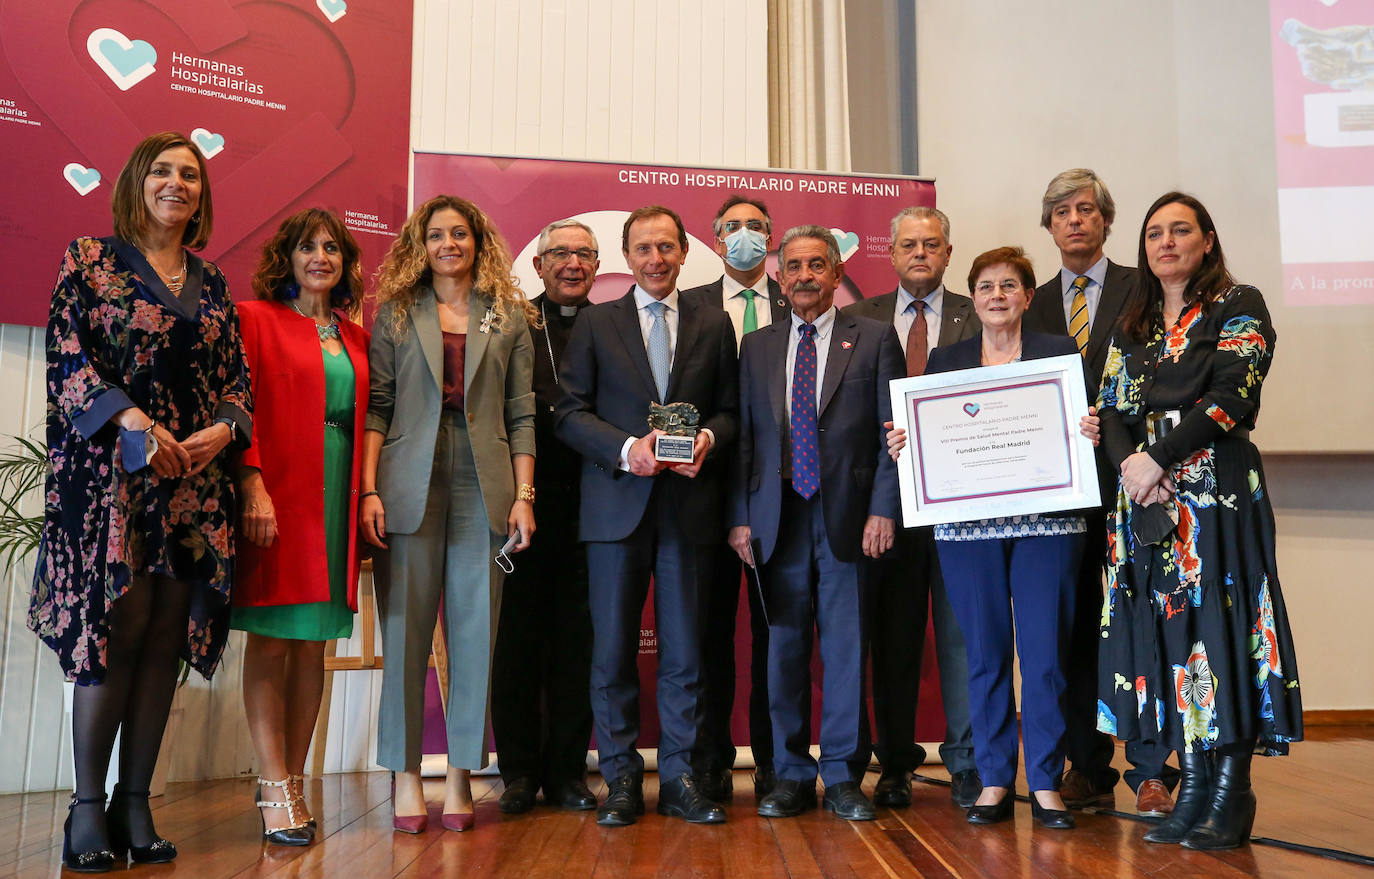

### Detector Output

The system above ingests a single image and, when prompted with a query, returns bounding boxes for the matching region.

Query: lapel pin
[841,339,853,349]
[479,307,494,334]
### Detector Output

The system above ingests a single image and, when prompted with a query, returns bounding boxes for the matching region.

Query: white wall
[0,0,768,794]
[914,0,1374,712]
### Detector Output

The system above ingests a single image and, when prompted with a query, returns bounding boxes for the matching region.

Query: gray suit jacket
[367,290,536,535]
[841,286,981,350]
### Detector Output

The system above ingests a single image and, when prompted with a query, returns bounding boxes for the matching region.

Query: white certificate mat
[889,354,1099,527]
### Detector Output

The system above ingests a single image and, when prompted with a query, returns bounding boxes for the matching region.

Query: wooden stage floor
[4,726,1371,878]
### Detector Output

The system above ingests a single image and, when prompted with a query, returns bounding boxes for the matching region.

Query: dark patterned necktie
[790,323,819,499]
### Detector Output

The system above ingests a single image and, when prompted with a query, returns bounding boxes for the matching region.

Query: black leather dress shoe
[966,792,1014,825]
[696,767,734,803]
[498,777,539,814]
[873,770,912,807]
[545,778,597,811]
[657,774,726,823]
[596,774,645,827]
[756,778,817,817]
[949,769,983,809]
[753,766,777,799]
[822,781,876,821]
[1030,797,1076,830]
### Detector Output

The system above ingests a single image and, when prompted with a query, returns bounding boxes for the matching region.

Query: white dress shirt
[894,283,945,360]
[721,272,774,346]
[1058,255,1108,329]
[618,285,714,469]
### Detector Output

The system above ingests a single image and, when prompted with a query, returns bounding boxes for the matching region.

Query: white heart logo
[86,27,157,91]
[63,163,102,196]
[191,128,226,159]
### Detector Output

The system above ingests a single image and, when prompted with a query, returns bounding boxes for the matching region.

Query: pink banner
[0,0,411,327]
[414,153,936,307]
[414,153,948,751]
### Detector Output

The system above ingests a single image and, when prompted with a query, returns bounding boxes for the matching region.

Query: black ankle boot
[1143,748,1212,844]
[1182,743,1256,851]
[63,795,117,873]
[107,785,177,863]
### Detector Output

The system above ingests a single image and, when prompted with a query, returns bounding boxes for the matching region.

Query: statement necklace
[291,300,341,341]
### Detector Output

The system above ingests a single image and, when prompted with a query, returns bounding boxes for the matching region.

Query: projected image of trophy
[649,401,700,463]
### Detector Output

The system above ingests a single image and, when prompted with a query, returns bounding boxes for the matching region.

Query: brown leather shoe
[1135,779,1174,817]
[1060,769,1114,809]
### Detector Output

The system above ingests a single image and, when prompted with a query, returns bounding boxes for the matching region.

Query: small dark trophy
[648,401,700,463]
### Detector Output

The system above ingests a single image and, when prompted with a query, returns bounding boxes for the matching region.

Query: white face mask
[723,227,769,271]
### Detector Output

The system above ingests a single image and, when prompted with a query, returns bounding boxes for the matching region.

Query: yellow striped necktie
[1068,275,1090,355]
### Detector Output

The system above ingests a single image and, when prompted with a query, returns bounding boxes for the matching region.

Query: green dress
[232,346,355,640]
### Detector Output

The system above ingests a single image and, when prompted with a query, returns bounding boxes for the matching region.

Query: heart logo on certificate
[962,402,981,418]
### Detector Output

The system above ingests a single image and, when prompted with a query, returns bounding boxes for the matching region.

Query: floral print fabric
[28,237,251,683]
[1094,286,1301,755]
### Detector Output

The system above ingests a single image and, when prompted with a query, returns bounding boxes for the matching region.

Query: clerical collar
[559,304,579,317]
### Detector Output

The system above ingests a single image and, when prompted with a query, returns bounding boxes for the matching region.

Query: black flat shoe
[545,778,597,811]
[966,792,1014,825]
[949,769,983,809]
[498,776,539,814]
[63,796,118,874]
[657,774,726,823]
[873,770,912,807]
[596,774,644,827]
[756,778,817,817]
[1030,797,1075,830]
[108,785,177,863]
[822,781,876,821]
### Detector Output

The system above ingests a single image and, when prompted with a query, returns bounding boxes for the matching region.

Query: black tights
[69,575,191,852]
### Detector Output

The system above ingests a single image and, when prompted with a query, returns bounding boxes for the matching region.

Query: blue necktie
[647,300,670,400]
[790,323,819,499]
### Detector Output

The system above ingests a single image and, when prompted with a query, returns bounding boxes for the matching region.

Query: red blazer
[233,299,369,609]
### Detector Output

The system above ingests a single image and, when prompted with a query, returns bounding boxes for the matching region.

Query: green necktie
[742,288,758,334]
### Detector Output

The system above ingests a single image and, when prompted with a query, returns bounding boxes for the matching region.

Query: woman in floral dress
[28,131,250,872]
[1095,192,1302,850]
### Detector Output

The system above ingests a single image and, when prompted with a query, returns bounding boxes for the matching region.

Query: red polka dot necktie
[791,323,820,499]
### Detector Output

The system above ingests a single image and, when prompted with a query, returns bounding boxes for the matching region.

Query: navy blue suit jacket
[731,309,904,565]
[554,287,739,543]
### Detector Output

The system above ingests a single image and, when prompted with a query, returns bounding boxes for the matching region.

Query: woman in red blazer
[232,209,369,845]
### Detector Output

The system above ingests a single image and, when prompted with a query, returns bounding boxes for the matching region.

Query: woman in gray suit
[360,194,537,833]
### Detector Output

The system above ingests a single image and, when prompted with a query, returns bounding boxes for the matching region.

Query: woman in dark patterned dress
[1095,192,1302,850]
[28,132,251,872]
[232,209,369,845]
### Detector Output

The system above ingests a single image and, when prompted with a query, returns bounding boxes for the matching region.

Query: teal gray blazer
[366,289,536,535]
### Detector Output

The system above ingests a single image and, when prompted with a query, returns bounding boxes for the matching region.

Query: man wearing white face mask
[683,195,789,803]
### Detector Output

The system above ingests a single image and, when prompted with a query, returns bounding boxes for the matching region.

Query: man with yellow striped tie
[1026,168,1179,819]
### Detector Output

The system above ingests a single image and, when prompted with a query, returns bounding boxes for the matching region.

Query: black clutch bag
[1130,499,1178,545]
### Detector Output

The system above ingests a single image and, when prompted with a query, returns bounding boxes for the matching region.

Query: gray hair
[778,225,842,267]
[710,195,773,238]
[1040,168,1116,231]
[536,218,599,255]
[889,206,950,245]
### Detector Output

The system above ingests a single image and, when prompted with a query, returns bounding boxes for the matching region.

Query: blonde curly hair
[374,194,538,335]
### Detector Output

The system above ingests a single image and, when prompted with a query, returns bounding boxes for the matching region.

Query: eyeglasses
[540,247,598,264]
[721,219,767,234]
[973,280,1024,294]
[894,240,944,255]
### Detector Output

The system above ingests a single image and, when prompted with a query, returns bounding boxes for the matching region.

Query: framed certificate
[888,354,1100,527]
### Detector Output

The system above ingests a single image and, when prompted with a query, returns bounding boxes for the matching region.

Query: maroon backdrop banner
[413,152,949,754]
[0,0,411,326]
